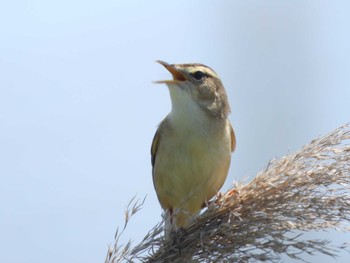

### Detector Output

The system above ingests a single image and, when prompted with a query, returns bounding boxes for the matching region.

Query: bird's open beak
[155,60,187,83]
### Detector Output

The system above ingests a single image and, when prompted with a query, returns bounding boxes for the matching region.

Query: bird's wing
[151,128,160,169]
[230,123,236,152]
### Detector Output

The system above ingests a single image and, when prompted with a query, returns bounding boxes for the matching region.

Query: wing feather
[230,123,236,152]
[151,129,160,169]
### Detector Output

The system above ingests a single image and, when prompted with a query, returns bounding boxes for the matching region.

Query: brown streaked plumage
[152,61,236,233]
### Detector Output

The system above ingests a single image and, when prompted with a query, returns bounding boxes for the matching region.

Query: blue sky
[1,1,349,262]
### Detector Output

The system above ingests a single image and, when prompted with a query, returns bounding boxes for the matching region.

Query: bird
[151,60,236,234]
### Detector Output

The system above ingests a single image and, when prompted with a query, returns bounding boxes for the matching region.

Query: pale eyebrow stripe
[188,66,219,79]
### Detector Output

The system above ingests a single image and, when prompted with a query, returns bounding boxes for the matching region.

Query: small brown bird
[151,61,236,233]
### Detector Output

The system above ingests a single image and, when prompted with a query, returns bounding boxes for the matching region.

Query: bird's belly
[153,130,231,215]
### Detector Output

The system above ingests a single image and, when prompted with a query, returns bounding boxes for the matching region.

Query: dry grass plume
[106,124,350,262]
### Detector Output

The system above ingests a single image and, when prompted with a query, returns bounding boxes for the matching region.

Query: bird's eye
[191,71,206,80]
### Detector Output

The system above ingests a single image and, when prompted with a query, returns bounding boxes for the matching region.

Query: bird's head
[156,60,230,119]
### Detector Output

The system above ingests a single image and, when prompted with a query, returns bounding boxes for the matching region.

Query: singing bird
[151,61,236,233]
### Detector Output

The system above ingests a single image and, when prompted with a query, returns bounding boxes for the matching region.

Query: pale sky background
[1,1,349,262]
